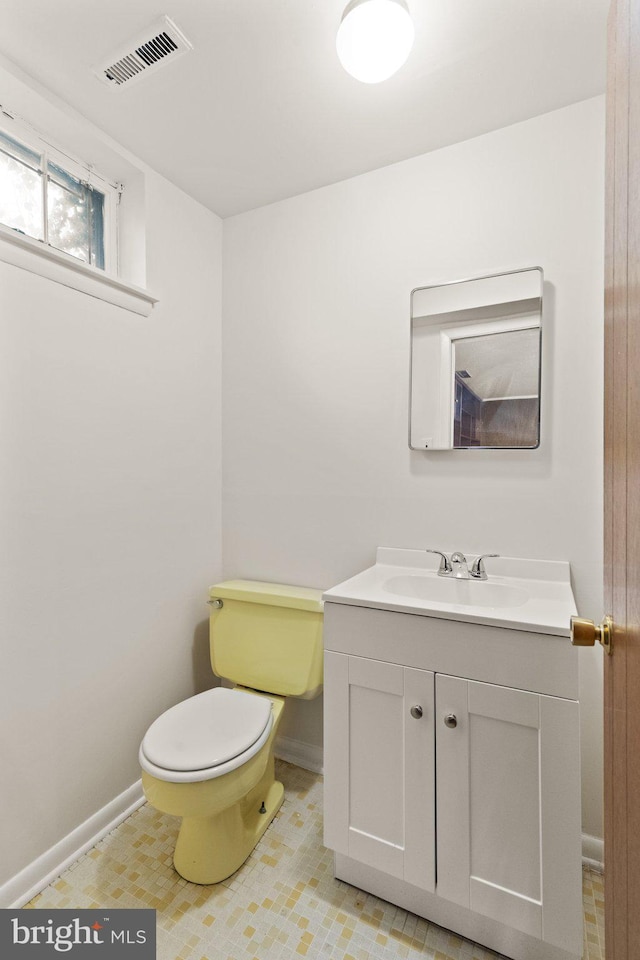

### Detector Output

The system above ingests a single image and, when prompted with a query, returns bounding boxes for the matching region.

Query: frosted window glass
[47,163,105,268]
[0,132,44,240]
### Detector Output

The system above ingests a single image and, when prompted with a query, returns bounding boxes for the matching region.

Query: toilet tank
[208,580,324,699]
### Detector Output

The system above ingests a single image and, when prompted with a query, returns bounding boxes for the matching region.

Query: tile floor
[582,869,605,960]
[27,761,604,960]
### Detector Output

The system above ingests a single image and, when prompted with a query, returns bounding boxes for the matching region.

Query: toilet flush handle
[207,598,223,609]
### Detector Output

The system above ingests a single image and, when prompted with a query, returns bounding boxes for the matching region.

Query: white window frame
[0,108,156,316]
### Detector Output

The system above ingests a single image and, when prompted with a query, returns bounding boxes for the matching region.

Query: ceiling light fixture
[336,0,415,84]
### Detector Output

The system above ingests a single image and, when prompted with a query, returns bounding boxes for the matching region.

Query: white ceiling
[0,0,608,217]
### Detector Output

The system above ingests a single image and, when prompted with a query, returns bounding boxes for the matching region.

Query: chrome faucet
[426,549,500,580]
[450,552,470,579]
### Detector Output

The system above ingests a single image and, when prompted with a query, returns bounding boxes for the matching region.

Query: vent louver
[93,16,192,90]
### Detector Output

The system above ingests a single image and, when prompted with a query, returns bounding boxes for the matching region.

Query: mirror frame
[408,266,543,451]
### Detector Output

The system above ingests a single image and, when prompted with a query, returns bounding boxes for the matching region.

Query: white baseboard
[0,780,145,909]
[275,735,323,774]
[582,833,604,873]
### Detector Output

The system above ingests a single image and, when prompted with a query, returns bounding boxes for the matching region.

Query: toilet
[139,580,323,885]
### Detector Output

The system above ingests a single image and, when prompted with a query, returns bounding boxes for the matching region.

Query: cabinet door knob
[444,713,457,728]
[410,705,423,719]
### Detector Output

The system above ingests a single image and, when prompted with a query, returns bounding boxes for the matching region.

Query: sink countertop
[322,547,578,637]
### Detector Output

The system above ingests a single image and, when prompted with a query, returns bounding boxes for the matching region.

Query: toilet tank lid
[209,580,323,613]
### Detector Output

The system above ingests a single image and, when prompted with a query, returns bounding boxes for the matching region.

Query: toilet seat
[139,687,273,783]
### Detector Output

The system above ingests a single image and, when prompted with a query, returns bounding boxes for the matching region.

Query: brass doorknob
[570,615,612,655]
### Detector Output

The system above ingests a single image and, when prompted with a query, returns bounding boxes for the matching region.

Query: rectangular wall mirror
[409,267,543,450]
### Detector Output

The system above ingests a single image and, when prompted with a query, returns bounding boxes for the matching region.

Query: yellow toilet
[139,580,323,885]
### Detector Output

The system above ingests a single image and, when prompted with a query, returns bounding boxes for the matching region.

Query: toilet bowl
[140,687,286,884]
[139,580,323,884]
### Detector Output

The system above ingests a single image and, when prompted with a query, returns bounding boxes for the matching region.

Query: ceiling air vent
[93,16,193,90]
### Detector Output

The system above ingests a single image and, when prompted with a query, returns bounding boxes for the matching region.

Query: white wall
[0,170,223,887]
[222,97,605,839]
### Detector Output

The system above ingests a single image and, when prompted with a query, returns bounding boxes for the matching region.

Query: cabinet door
[436,675,582,954]
[324,651,435,891]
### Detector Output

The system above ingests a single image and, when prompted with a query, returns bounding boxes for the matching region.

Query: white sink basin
[384,574,529,609]
[323,547,578,635]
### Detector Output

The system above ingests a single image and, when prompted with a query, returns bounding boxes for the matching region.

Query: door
[323,651,435,890]
[435,675,582,956]
[604,2,640,956]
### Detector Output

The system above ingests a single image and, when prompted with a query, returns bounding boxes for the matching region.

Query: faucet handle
[426,549,452,575]
[470,553,500,580]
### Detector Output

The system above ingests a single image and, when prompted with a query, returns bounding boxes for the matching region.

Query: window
[0,106,155,316]
[0,119,118,273]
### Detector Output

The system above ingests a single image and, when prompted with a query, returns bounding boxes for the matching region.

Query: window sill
[0,225,157,317]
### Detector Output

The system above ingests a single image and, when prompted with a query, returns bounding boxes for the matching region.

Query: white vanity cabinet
[324,653,436,891]
[435,674,579,947]
[323,600,583,960]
